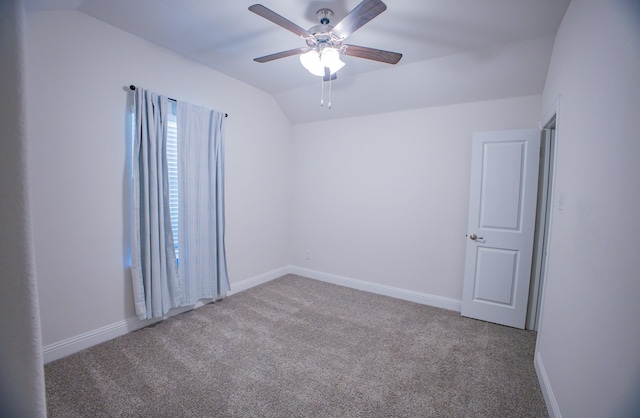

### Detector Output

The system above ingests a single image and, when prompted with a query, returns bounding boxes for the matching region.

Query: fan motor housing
[305,8,343,48]
[306,25,335,45]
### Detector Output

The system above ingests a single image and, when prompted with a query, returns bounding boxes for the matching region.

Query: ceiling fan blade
[340,44,402,64]
[332,0,387,40]
[249,4,312,39]
[254,47,310,63]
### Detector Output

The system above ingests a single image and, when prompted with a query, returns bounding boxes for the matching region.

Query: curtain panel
[130,88,229,320]
[131,89,181,319]
[177,101,230,304]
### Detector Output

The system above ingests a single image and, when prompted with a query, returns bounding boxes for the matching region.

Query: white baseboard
[289,266,462,312]
[535,351,561,418]
[43,265,461,363]
[43,316,146,364]
[42,301,210,364]
[227,266,290,296]
[43,267,289,363]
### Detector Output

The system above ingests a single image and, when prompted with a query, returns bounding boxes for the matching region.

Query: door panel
[474,247,518,306]
[461,129,540,329]
[480,141,525,230]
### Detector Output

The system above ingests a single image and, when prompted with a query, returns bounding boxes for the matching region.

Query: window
[167,105,179,261]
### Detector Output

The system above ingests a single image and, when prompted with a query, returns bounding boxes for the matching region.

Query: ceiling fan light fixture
[299,50,325,76]
[320,47,345,74]
[300,47,344,76]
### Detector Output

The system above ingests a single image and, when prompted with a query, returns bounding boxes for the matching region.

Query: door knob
[468,233,483,241]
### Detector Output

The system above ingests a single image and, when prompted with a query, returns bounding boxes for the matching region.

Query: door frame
[526,96,561,330]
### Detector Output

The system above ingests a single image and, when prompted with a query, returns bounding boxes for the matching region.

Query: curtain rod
[129,85,228,118]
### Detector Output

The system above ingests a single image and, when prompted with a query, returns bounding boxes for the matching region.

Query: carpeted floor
[45,274,548,417]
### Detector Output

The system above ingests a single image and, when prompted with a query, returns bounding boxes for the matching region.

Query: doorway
[526,116,557,330]
[461,129,541,328]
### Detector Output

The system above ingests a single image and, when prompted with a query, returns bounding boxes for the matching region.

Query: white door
[461,129,540,329]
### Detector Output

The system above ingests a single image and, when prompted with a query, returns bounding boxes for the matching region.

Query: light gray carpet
[45,274,548,417]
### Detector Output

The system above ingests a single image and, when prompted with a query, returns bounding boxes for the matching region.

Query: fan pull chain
[319,71,333,109]
[328,73,332,109]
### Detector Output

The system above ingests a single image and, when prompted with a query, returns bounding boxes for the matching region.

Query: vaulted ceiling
[26,0,570,124]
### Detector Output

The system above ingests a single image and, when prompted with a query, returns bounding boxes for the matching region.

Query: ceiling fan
[249,0,402,80]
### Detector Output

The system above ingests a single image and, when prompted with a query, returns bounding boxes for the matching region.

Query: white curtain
[177,101,230,304]
[131,88,229,320]
[131,88,181,320]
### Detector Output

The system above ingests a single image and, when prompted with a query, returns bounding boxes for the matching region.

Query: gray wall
[535,0,640,416]
[25,11,292,349]
[0,0,46,416]
[290,96,541,300]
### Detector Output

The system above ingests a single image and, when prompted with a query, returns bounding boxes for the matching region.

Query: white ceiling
[26,0,570,124]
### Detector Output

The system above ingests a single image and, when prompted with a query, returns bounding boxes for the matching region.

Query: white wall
[535,0,640,417]
[291,96,541,300]
[25,11,292,348]
[0,1,46,416]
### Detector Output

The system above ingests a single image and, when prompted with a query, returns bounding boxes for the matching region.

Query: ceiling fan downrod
[316,8,333,25]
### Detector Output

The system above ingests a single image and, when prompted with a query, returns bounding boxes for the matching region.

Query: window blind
[166,110,179,261]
